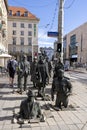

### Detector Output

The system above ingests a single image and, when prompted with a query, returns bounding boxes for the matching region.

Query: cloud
[38,29,56,48]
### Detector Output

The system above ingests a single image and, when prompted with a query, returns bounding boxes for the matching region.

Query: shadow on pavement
[0,115,12,121]
[0,96,26,101]
[3,106,19,111]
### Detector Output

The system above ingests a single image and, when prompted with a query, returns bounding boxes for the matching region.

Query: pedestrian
[7,56,18,87]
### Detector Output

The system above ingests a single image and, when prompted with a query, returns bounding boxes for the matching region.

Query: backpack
[8,60,15,72]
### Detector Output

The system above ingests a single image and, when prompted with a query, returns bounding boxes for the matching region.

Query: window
[16,11,20,16]
[13,30,16,35]
[28,38,32,45]
[34,24,36,37]
[20,37,24,45]
[20,23,24,28]
[20,31,24,35]
[13,47,16,52]
[28,24,32,28]
[9,10,12,16]
[24,11,28,17]
[28,31,32,36]
[70,34,76,46]
[13,23,16,27]
[12,37,16,45]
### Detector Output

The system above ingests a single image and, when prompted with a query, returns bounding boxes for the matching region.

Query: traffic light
[57,43,62,53]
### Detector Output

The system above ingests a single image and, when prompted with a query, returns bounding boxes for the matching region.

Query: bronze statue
[51,69,72,109]
[36,56,48,99]
[17,54,30,94]
[53,58,64,78]
[30,57,38,88]
[12,89,44,126]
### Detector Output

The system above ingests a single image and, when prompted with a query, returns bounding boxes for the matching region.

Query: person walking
[7,56,18,87]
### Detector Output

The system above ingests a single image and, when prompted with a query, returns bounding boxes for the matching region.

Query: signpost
[47,32,58,37]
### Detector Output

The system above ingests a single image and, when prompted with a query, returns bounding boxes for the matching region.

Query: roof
[8,6,39,21]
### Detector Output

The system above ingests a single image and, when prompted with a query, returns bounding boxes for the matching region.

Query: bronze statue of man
[36,56,48,99]
[53,58,64,78]
[19,90,42,119]
[12,90,45,125]
[17,54,30,93]
[30,57,38,88]
[51,69,72,109]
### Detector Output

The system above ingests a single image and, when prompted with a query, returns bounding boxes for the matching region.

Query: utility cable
[64,0,76,9]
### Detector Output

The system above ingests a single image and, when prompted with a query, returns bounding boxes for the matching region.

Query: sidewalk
[0,75,87,130]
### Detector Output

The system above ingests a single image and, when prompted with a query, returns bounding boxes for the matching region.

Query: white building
[0,0,8,67]
[8,6,39,61]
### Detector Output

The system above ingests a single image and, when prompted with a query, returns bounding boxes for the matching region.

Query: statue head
[27,90,34,102]
[57,69,64,79]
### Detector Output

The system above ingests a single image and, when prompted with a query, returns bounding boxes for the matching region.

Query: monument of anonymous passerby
[30,57,38,88]
[12,89,45,127]
[45,57,52,84]
[53,58,64,78]
[51,69,72,109]
[17,54,30,94]
[36,55,48,99]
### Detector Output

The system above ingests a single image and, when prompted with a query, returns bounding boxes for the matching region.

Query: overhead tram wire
[38,0,58,41]
[64,0,76,9]
[48,0,58,31]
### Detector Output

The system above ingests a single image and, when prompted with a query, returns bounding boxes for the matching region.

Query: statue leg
[55,94,62,108]
[24,76,27,91]
[63,96,69,108]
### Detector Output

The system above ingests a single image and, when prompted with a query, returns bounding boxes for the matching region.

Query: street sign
[47,32,58,37]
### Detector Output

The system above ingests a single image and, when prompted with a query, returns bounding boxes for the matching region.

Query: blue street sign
[47,32,59,37]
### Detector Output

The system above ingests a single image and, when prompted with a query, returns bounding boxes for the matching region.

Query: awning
[0,53,12,58]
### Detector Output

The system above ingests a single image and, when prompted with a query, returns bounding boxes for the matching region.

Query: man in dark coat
[51,69,72,109]
[17,55,30,93]
[19,90,42,119]
[36,56,48,98]
[30,57,38,88]
[53,58,64,78]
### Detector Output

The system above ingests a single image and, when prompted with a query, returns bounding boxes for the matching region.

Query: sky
[8,0,87,48]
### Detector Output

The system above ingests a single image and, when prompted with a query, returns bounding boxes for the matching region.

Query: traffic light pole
[57,0,64,62]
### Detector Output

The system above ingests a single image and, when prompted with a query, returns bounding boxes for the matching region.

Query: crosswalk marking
[69,72,87,80]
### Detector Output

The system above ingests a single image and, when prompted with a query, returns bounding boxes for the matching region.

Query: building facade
[8,6,39,61]
[64,22,87,65]
[0,0,8,67]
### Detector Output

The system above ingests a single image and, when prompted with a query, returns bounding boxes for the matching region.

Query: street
[67,70,87,85]
[0,70,87,130]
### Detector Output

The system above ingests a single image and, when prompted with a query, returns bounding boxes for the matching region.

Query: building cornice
[8,15,40,22]
[4,0,9,12]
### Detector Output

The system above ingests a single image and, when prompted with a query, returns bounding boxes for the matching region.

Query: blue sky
[8,0,87,48]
